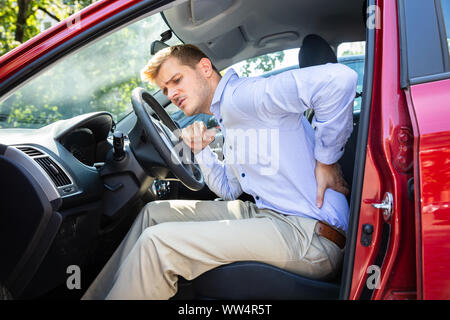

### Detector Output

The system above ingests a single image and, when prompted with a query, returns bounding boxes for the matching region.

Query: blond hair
[141,44,219,83]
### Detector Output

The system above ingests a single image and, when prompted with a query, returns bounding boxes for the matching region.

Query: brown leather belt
[315,221,346,249]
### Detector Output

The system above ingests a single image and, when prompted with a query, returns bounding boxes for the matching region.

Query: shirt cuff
[314,144,346,165]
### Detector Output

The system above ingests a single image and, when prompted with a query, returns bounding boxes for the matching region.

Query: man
[82,44,357,300]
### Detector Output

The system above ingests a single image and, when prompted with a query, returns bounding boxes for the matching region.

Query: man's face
[155,56,211,117]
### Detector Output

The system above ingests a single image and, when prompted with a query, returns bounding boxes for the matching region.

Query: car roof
[163,0,366,70]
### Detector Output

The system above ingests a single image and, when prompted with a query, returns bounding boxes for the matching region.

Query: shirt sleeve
[194,145,243,200]
[232,63,358,164]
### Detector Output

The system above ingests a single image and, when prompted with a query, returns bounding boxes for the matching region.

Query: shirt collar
[209,68,238,114]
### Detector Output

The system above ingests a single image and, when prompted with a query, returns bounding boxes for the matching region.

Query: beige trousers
[81,199,344,300]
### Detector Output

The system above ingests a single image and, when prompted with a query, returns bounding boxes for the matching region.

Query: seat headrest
[298,34,337,68]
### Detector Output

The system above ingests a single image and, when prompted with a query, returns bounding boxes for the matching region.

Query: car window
[226,49,300,78]
[441,0,450,56]
[0,13,181,129]
[337,41,366,113]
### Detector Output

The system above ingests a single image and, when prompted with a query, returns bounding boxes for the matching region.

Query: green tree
[240,51,285,77]
[0,0,98,57]
[0,12,173,128]
[0,0,100,128]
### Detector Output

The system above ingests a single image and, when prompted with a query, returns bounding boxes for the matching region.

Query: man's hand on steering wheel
[181,121,216,154]
[130,87,205,191]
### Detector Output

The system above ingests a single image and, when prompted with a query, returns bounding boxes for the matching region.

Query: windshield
[0,13,181,129]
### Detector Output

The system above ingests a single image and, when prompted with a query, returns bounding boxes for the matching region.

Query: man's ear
[198,58,214,78]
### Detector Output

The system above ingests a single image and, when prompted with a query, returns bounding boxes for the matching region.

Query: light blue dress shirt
[194,63,358,232]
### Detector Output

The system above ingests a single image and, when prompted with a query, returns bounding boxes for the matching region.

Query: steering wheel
[130,87,204,191]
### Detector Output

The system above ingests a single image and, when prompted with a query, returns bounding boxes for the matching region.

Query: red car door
[400,0,450,299]
[345,0,417,300]
[345,0,450,300]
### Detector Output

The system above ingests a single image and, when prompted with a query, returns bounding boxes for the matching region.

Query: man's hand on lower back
[315,160,350,208]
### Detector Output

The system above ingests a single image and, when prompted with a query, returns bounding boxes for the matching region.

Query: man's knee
[141,200,174,226]
[139,223,178,249]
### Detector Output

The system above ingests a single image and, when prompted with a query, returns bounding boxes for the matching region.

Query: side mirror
[151,40,169,55]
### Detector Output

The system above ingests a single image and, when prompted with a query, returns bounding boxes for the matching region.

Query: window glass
[441,0,450,56]
[337,41,365,113]
[225,49,300,78]
[0,13,181,129]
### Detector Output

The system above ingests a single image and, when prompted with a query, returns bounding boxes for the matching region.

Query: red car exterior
[1,0,449,300]
[348,0,450,300]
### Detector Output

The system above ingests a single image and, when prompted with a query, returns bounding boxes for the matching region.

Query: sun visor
[257,32,299,48]
[204,28,246,59]
[190,0,233,24]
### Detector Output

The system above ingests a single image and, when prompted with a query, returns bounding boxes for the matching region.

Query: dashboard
[0,111,153,298]
[0,112,116,206]
[0,110,220,298]
[60,127,97,166]
[0,110,225,209]
[57,112,114,168]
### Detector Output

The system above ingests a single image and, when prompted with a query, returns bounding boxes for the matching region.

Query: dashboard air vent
[17,146,44,157]
[35,157,71,187]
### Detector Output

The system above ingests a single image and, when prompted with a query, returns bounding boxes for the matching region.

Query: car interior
[0,0,369,300]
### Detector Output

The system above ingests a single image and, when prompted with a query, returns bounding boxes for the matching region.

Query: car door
[399,0,450,299]
[342,0,418,300]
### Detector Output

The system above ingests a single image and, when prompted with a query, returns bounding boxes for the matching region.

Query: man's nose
[167,87,178,101]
